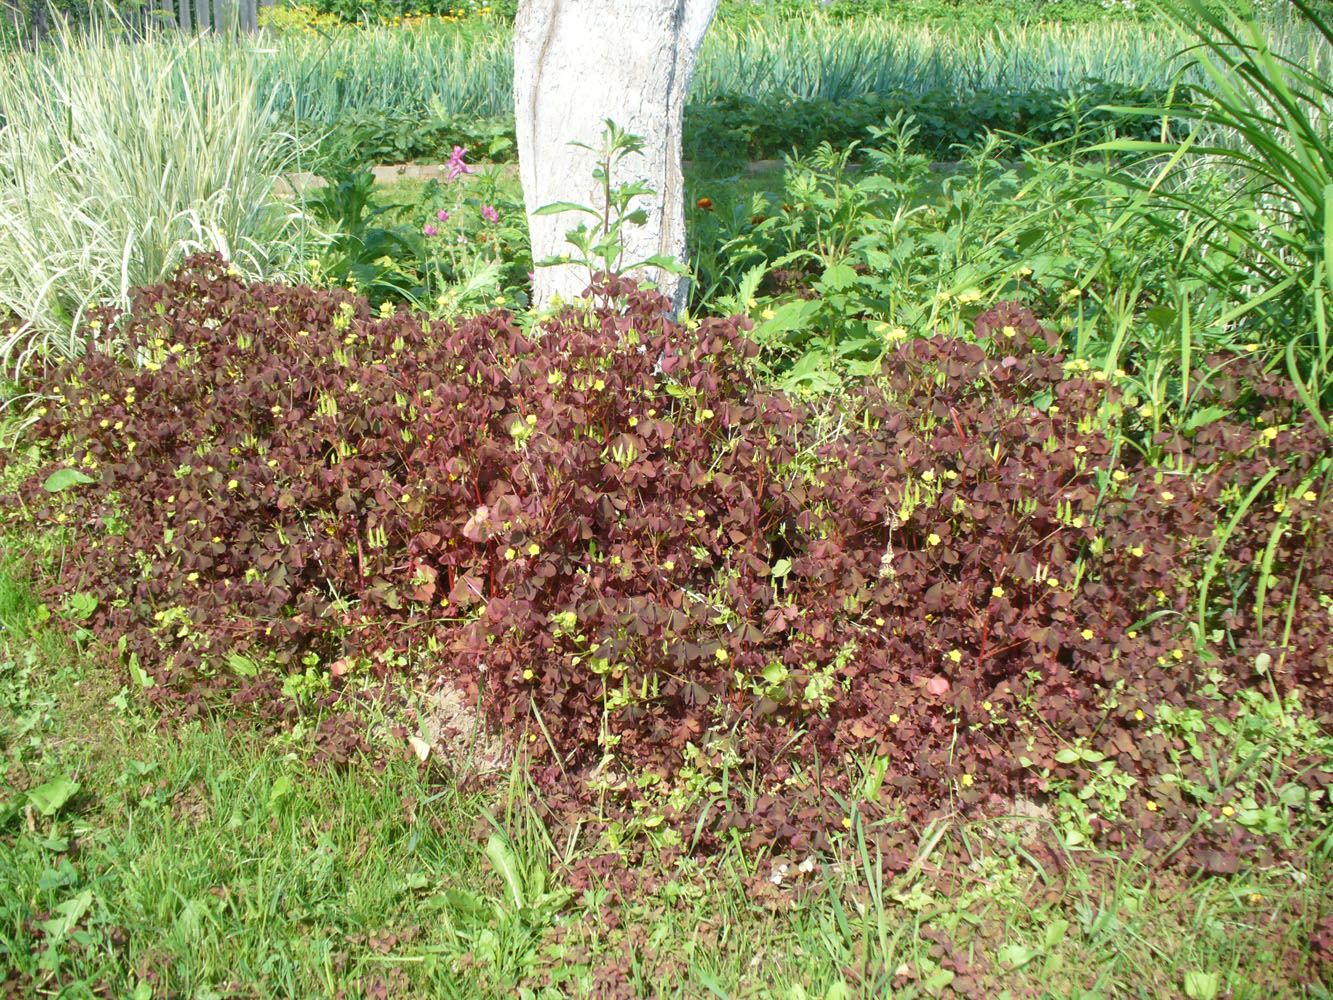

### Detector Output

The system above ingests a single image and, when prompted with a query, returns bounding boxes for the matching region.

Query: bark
[513,0,718,312]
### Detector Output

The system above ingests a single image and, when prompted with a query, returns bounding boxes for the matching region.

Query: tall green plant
[0,25,306,380]
[1100,0,1333,422]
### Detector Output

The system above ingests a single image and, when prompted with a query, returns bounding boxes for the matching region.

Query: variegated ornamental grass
[0,26,306,379]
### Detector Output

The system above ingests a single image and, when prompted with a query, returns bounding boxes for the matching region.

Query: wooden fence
[3,0,274,44]
[152,0,268,33]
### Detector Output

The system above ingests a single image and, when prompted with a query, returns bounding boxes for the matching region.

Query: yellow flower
[991,585,1005,599]
[1302,490,1317,502]
[662,560,675,571]
[715,648,729,663]
[1113,469,1129,483]
[593,378,606,391]
[522,668,534,681]
[761,307,776,321]
[1159,490,1175,503]
[889,713,900,724]
[504,548,516,561]
[1081,628,1094,640]
[527,543,540,556]
[921,469,935,482]
[927,533,941,547]
[1001,325,1017,338]
[227,479,239,491]
[947,649,962,664]
[1221,805,1234,817]
[960,773,974,787]
[1134,709,1145,721]
[1273,501,1286,514]
[1145,800,1158,812]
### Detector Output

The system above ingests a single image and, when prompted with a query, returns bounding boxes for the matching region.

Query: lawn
[3,552,1330,997]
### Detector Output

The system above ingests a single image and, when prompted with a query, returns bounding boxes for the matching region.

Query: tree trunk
[513,0,718,312]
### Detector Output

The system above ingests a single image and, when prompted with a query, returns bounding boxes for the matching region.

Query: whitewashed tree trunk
[514,0,718,312]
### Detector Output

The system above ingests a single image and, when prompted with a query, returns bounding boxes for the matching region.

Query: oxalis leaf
[42,468,96,492]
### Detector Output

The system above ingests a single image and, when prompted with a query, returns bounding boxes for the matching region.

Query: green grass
[10,7,1321,129]
[2,538,1331,998]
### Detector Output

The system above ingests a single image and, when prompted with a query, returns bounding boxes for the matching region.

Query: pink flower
[436,209,450,222]
[423,223,438,236]
[445,145,472,182]
[481,204,499,224]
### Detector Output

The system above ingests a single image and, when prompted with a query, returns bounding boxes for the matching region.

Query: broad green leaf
[818,262,858,292]
[128,653,154,690]
[485,832,525,911]
[755,299,820,340]
[227,652,259,678]
[531,201,599,217]
[40,890,92,939]
[922,968,954,992]
[267,775,293,809]
[42,468,96,493]
[28,776,80,817]
[1181,406,1227,433]
[997,942,1040,969]
[1183,970,1221,1000]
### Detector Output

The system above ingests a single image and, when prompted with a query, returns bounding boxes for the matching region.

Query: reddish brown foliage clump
[16,257,1331,865]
